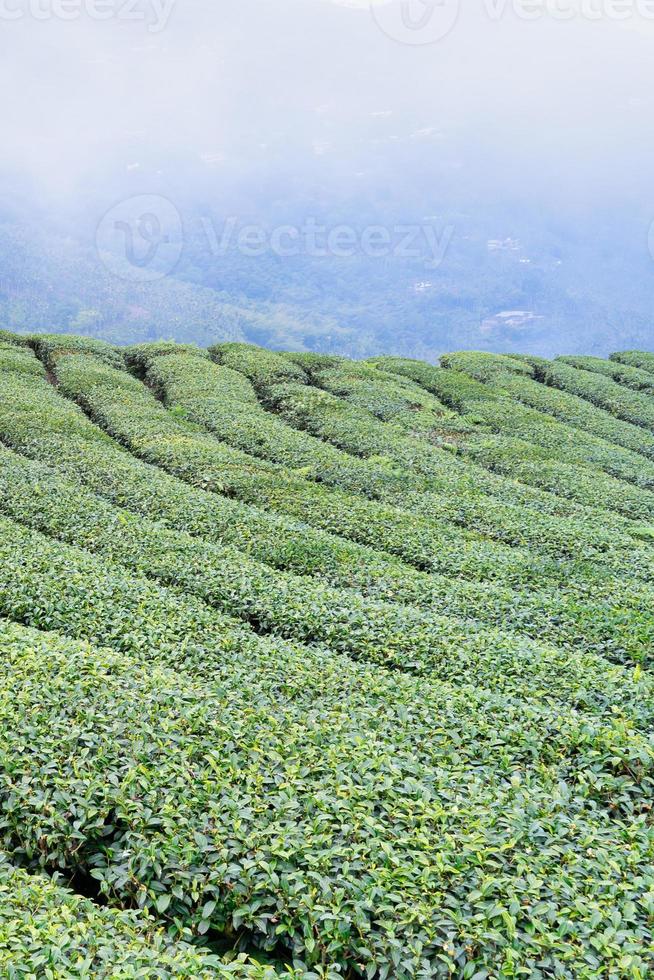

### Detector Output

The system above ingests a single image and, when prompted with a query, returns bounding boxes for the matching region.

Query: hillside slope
[1,330,654,977]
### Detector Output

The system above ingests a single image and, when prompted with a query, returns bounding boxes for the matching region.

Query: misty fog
[1,0,653,357]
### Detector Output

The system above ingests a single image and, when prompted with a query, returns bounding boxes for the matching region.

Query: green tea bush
[10,360,652,656]
[2,372,654,663]
[3,337,654,975]
[0,442,581,675]
[377,360,654,516]
[534,358,654,431]
[282,351,345,373]
[123,343,654,565]
[397,351,654,463]
[439,350,533,382]
[611,349,654,374]
[129,345,401,499]
[8,345,654,643]
[28,333,124,371]
[559,355,654,395]
[0,329,30,347]
[265,379,653,565]
[0,359,565,593]
[210,342,308,389]
[312,360,451,431]
[498,371,654,458]
[0,856,269,977]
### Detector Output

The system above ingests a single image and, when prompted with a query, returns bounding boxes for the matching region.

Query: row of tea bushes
[1,619,654,976]
[0,442,582,675]
[559,355,654,395]
[530,358,654,432]
[7,342,654,648]
[209,342,309,390]
[213,344,588,516]
[433,367,654,492]
[308,358,654,520]
[0,855,269,978]
[262,379,654,568]
[612,350,654,374]
[137,343,635,542]
[6,459,648,686]
[135,345,574,546]
[0,355,574,596]
[5,356,652,658]
[38,339,654,570]
[2,334,654,973]
[21,340,654,588]
[1,367,653,665]
[128,345,414,501]
[28,332,125,371]
[48,351,572,583]
[2,506,653,725]
[373,355,654,498]
[496,368,654,460]
[297,360,453,436]
[391,350,654,463]
[454,431,654,521]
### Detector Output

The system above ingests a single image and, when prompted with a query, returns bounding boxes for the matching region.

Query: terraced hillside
[1,330,654,978]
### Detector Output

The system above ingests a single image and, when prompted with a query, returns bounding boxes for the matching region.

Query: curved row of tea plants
[530,357,654,432]
[131,342,654,551]
[0,441,586,674]
[2,331,654,975]
[559,355,654,395]
[612,350,654,374]
[0,347,564,591]
[48,349,588,580]
[209,345,654,564]
[341,360,654,518]
[385,351,654,462]
[5,350,654,664]
[369,355,654,502]
[128,343,420,502]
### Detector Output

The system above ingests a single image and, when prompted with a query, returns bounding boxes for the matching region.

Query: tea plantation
[1,329,654,978]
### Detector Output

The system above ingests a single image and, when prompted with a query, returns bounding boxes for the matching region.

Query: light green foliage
[612,349,654,375]
[0,855,273,977]
[559,354,654,395]
[535,358,654,431]
[29,332,124,371]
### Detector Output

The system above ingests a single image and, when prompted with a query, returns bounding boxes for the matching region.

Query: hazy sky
[1,0,653,213]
